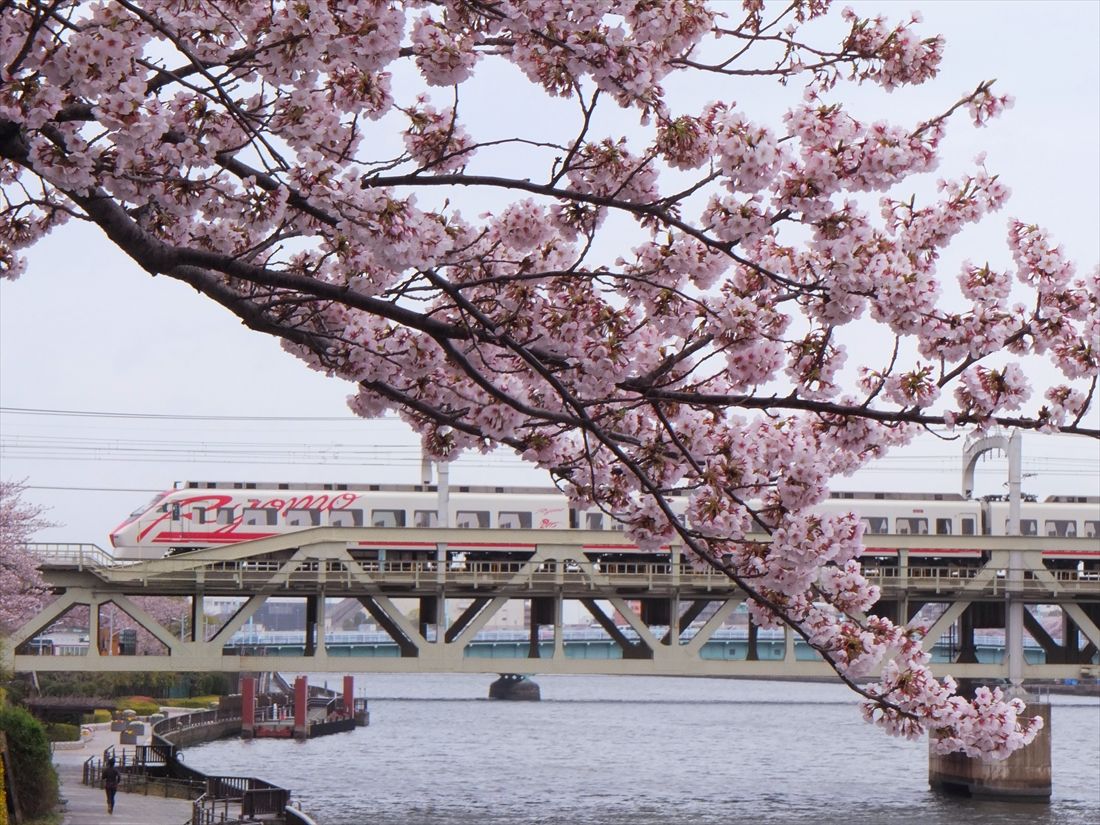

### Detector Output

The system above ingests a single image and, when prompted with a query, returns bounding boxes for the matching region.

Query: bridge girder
[5,528,1099,680]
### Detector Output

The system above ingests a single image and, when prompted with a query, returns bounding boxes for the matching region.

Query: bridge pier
[929,701,1051,799]
[489,674,540,700]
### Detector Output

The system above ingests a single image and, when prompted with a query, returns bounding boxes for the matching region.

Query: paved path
[52,724,193,825]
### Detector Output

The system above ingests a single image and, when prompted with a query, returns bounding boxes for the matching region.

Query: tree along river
[184,675,1099,825]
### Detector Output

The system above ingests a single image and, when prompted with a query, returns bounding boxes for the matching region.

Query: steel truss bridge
[5,528,1099,681]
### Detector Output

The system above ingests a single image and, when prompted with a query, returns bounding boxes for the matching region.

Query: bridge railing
[866,565,1100,596]
[32,547,1096,600]
[73,555,737,591]
[23,542,119,568]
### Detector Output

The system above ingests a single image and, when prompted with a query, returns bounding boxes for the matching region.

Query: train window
[371,509,406,527]
[413,510,438,528]
[193,506,208,524]
[586,513,605,530]
[286,509,320,527]
[1006,519,1039,536]
[1044,519,1077,537]
[329,509,364,527]
[1085,521,1099,539]
[455,510,490,528]
[896,518,929,535]
[216,507,236,525]
[242,508,277,526]
[860,517,889,535]
[961,517,976,536]
[569,509,580,529]
[935,518,952,535]
[497,511,532,529]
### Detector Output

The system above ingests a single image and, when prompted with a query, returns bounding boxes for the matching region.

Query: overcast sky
[1,1,1097,545]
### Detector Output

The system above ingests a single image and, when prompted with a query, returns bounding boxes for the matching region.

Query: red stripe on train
[152,532,277,543]
[863,547,982,556]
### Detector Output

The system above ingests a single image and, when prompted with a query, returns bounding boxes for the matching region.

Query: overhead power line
[23,485,165,493]
[0,406,366,422]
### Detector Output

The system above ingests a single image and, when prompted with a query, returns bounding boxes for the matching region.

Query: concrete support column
[305,597,318,657]
[1005,431,1025,693]
[746,619,759,661]
[553,596,564,658]
[1064,615,1080,661]
[241,675,256,738]
[528,610,540,658]
[293,675,308,740]
[929,702,1051,799]
[189,595,202,642]
[88,599,101,658]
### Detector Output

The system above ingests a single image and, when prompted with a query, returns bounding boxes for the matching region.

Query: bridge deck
[6,528,1099,680]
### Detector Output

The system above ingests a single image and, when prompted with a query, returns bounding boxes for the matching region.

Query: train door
[159,499,186,553]
[954,511,978,536]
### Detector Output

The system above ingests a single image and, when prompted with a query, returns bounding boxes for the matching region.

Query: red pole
[293,675,308,739]
[242,675,256,738]
[343,675,354,717]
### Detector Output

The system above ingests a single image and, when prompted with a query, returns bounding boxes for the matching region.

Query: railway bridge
[4,528,1099,682]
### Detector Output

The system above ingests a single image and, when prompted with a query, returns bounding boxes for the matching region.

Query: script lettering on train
[136,492,364,542]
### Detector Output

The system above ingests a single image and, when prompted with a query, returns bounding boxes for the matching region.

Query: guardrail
[44,554,1100,596]
[149,708,295,824]
[866,565,1100,596]
[23,542,119,568]
[194,776,289,821]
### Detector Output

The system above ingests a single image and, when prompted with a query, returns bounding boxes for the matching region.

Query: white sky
[1,1,1098,545]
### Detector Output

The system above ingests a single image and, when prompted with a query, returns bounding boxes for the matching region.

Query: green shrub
[45,723,80,742]
[170,697,219,709]
[0,705,60,819]
[173,672,232,698]
[116,696,159,716]
[91,709,112,723]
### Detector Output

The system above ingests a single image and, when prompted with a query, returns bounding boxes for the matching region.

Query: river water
[184,675,1100,825]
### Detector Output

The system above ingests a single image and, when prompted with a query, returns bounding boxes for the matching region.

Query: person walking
[102,757,121,814]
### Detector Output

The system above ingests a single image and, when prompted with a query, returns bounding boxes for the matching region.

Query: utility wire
[0,406,370,421]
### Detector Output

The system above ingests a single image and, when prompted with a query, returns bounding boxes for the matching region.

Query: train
[109,481,1100,573]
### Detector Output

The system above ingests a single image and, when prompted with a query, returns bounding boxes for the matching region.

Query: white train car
[109,483,1100,573]
[109,481,576,559]
[984,495,1100,572]
[817,492,983,562]
[983,496,1099,539]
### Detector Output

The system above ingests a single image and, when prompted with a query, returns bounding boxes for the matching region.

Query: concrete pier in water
[488,673,541,700]
[928,701,1051,800]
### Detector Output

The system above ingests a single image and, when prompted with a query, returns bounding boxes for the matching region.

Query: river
[184,674,1100,825]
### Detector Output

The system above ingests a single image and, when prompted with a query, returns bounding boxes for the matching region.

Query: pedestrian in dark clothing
[103,757,121,814]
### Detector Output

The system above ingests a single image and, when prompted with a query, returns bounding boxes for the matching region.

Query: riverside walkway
[52,723,192,825]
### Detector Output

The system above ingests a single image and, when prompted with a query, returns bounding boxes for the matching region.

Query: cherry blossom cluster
[0,480,51,632]
[1,0,1095,760]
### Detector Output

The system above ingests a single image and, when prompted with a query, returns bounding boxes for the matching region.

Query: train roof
[175,480,563,495]
[173,483,1093,506]
[827,491,966,502]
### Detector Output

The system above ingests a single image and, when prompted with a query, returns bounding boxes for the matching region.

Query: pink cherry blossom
[0,480,52,632]
[0,0,1094,762]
